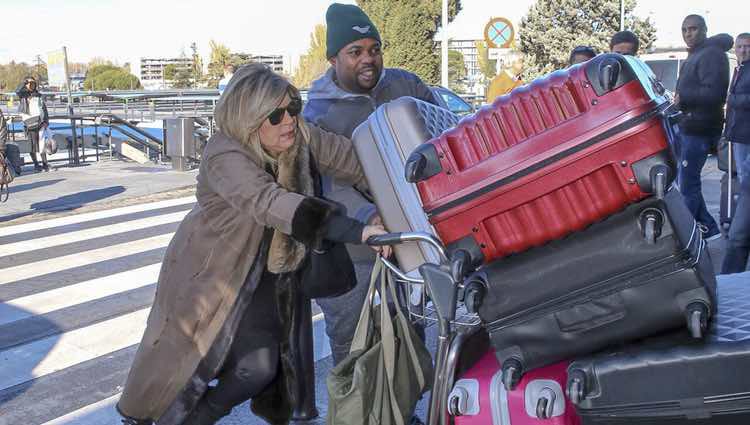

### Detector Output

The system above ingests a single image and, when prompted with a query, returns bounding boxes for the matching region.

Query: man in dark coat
[674,14,733,239]
[721,32,750,274]
[302,3,440,367]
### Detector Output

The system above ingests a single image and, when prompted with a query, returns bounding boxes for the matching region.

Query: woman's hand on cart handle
[362,225,393,258]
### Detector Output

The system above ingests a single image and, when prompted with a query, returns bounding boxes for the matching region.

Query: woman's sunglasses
[268,98,302,125]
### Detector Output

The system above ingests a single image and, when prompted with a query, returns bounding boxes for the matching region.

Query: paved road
[0,196,339,425]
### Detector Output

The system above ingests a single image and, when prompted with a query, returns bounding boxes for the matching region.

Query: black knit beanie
[325,3,381,58]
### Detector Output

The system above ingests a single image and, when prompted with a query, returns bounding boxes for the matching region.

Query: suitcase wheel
[535,388,557,419]
[566,373,586,406]
[501,358,523,391]
[649,164,671,199]
[462,281,485,314]
[686,302,709,338]
[640,209,664,244]
[447,388,468,416]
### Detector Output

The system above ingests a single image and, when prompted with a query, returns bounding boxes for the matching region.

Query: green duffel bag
[326,259,433,425]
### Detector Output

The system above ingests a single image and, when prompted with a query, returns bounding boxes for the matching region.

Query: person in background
[569,45,597,65]
[610,30,640,56]
[16,76,49,172]
[721,32,750,274]
[674,14,733,240]
[303,2,439,367]
[116,63,388,425]
[0,109,7,157]
[218,63,236,95]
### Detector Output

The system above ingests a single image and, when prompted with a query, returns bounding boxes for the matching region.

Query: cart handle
[366,231,448,260]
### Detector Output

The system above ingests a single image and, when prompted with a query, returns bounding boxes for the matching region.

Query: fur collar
[267,136,314,273]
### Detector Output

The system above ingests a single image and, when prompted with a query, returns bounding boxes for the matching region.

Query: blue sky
[1,0,744,71]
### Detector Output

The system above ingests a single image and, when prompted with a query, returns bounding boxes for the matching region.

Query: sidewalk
[0,158,198,224]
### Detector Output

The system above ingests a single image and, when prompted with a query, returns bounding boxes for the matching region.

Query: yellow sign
[47,49,67,87]
[484,17,515,49]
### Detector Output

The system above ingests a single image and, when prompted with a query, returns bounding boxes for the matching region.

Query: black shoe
[33,164,42,172]
[43,164,50,172]
[120,417,153,425]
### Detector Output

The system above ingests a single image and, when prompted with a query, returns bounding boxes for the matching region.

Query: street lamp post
[620,0,625,31]
[441,0,449,88]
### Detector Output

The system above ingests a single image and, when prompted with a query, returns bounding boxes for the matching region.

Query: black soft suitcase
[467,188,716,389]
[4,143,23,174]
[566,274,750,424]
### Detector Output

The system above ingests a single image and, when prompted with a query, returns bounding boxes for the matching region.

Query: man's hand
[362,224,393,258]
[673,93,680,106]
[368,214,383,226]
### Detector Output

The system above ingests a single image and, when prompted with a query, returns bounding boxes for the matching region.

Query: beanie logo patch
[352,25,371,34]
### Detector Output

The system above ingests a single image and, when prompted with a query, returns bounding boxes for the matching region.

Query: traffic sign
[484,17,515,49]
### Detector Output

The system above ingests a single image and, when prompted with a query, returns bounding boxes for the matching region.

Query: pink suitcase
[448,350,580,425]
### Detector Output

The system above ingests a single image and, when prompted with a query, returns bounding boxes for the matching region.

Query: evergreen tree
[357,0,461,85]
[0,62,39,91]
[83,65,140,90]
[292,24,328,89]
[448,49,466,92]
[190,42,203,85]
[207,40,232,87]
[519,0,656,79]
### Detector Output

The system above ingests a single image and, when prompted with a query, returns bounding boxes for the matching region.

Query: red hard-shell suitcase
[449,349,580,425]
[406,54,675,264]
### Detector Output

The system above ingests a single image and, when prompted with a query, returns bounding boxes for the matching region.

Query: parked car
[298,85,475,116]
[430,86,475,116]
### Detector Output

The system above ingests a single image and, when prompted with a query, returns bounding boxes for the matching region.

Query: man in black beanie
[303,3,439,366]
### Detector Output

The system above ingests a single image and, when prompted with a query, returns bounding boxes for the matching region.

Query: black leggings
[186,271,283,423]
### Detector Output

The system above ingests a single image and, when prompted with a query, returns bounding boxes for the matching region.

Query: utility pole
[441,0,449,88]
[35,55,44,81]
[620,0,625,31]
[62,46,79,165]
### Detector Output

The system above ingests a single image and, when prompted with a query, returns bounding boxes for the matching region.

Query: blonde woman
[117,63,388,425]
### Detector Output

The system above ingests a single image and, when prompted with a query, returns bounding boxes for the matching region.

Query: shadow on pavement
[8,179,66,194]
[29,186,126,212]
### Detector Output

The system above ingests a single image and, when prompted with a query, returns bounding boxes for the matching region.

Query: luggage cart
[367,232,482,425]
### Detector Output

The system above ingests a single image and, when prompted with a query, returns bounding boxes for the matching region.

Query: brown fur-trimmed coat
[116,125,367,424]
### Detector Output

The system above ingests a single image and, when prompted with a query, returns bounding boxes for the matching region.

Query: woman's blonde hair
[214,62,310,165]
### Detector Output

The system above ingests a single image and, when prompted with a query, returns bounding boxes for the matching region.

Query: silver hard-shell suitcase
[351,97,458,273]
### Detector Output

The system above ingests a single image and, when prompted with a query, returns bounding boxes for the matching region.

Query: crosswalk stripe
[0,211,188,257]
[0,202,194,246]
[41,394,122,425]
[0,263,160,326]
[0,233,174,286]
[0,196,194,237]
[0,195,336,424]
[0,308,150,391]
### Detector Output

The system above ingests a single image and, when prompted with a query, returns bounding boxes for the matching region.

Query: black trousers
[187,270,283,423]
[27,130,48,167]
